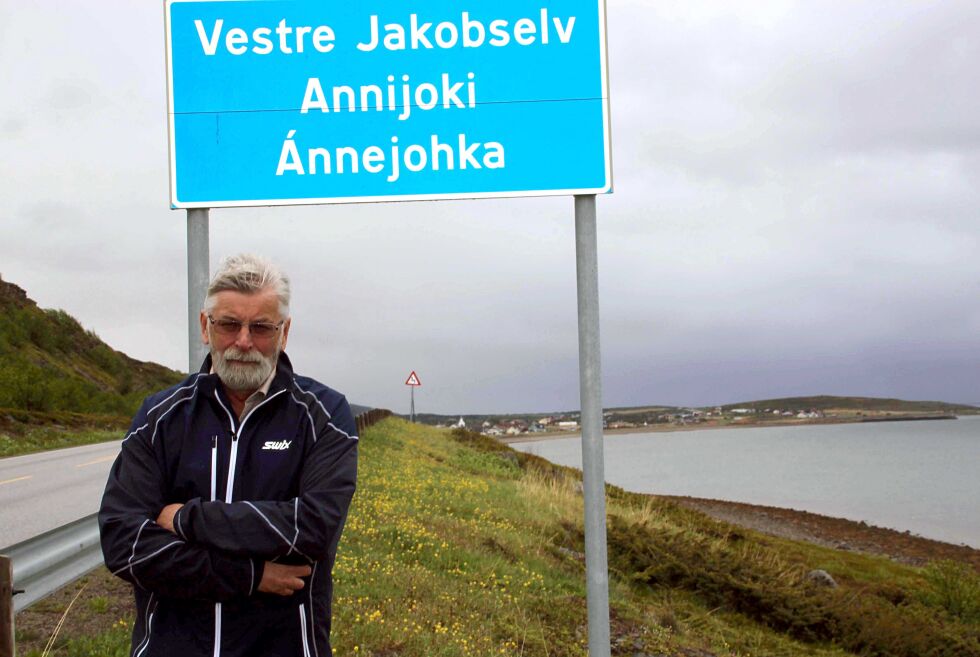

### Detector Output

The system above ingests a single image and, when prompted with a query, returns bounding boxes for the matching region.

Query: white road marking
[75,455,117,468]
[0,475,32,486]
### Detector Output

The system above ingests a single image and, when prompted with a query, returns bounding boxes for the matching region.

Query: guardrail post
[1,555,14,657]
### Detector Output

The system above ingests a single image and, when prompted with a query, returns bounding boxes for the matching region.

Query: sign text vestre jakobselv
[191,9,578,184]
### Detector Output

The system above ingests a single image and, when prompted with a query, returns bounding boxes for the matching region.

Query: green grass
[86,597,110,615]
[0,425,120,458]
[20,622,132,657]
[26,419,980,656]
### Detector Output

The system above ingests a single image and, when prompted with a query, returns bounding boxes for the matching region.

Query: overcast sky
[1,1,977,415]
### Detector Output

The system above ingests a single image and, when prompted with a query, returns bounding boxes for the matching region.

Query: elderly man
[100,254,358,657]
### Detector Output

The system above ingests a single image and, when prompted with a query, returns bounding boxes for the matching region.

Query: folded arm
[99,413,260,601]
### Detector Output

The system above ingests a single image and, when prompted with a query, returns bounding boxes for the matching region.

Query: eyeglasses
[207,314,284,339]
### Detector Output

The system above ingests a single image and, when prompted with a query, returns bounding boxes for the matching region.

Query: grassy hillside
[0,276,183,449]
[21,418,980,657]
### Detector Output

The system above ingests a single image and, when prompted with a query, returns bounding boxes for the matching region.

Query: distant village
[431,406,828,438]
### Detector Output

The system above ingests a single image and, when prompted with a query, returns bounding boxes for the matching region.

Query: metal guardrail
[4,515,102,614]
[0,407,391,655]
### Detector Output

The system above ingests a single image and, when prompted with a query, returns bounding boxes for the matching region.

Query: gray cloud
[1,1,978,413]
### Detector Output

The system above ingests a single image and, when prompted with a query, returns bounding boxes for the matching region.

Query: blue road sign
[165,0,612,208]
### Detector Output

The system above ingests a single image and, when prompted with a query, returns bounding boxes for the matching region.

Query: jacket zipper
[218,389,287,503]
[211,399,236,657]
[209,430,223,657]
[209,389,288,657]
[298,603,312,657]
[225,429,239,504]
[210,436,218,502]
[213,605,222,657]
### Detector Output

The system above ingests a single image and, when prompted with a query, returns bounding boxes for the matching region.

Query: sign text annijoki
[165,0,612,208]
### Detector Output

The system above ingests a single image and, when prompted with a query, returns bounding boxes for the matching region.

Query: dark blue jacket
[99,353,358,657]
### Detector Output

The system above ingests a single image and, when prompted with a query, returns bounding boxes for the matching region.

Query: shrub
[922,559,980,623]
[449,427,512,453]
[453,449,521,480]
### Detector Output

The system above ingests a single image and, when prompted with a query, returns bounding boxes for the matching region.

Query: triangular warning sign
[405,371,421,386]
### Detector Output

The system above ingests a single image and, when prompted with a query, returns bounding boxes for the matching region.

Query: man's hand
[156,503,183,533]
[258,562,312,596]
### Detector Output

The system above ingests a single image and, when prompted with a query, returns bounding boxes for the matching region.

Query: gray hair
[204,254,291,318]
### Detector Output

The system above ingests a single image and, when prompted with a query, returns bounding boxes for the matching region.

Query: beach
[661,495,980,570]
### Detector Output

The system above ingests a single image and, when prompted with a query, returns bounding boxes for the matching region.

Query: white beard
[211,342,279,392]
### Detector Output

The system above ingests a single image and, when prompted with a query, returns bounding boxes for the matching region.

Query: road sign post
[187,208,210,373]
[405,371,422,422]
[574,194,609,657]
[167,1,612,652]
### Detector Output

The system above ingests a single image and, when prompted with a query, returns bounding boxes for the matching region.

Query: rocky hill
[0,275,183,422]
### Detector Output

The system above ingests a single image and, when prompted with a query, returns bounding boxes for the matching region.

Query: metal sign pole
[410,387,415,423]
[187,208,210,373]
[574,194,610,657]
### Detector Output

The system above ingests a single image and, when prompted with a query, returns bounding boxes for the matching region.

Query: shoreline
[503,417,980,568]
[500,413,962,444]
[659,494,980,570]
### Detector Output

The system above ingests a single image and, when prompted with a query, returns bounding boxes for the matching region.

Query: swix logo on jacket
[98,353,358,657]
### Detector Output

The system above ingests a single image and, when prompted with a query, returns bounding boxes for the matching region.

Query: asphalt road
[0,405,374,550]
[0,441,120,549]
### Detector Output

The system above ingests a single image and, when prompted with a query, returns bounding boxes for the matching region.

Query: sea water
[511,416,980,547]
